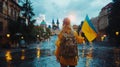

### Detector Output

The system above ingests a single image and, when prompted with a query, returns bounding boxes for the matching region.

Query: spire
[56,19,59,29]
[57,19,59,24]
[52,19,55,25]
[48,25,51,29]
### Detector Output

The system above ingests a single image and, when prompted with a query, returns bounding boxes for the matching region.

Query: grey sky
[31,0,112,27]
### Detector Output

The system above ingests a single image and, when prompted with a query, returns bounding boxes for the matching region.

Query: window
[0,2,3,13]
[15,11,16,20]
[11,8,13,17]
[0,22,3,32]
[107,8,111,13]
[8,6,11,16]
[3,2,7,14]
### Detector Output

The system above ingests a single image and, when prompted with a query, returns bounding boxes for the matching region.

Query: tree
[106,0,120,43]
[33,26,51,41]
[21,0,35,24]
[20,0,36,44]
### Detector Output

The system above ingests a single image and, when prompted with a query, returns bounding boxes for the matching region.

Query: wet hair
[63,17,70,26]
[61,17,74,33]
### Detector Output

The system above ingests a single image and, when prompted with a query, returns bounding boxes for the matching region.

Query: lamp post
[6,33,10,46]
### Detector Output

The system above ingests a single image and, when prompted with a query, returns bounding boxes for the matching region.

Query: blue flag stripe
[85,15,97,33]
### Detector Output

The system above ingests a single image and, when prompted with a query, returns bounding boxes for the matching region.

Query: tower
[52,19,55,29]
[40,20,47,28]
[56,19,59,29]
[48,25,51,29]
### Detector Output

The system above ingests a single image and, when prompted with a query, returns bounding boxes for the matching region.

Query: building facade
[51,19,60,35]
[98,2,112,31]
[0,0,21,44]
[91,2,112,41]
[40,20,47,32]
[40,20,47,28]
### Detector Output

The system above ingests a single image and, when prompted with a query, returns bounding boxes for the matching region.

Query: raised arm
[74,31,84,44]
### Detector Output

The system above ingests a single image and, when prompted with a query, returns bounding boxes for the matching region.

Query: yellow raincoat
[55,31,84,66]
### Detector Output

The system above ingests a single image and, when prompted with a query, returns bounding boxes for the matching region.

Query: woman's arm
[74,31,84,44]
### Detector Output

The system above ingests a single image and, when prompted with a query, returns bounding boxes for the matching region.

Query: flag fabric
[81,15,97,42]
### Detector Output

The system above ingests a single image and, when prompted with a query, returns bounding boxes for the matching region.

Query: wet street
[0,36,120,67]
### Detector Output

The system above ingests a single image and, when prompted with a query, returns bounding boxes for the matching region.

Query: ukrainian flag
[81,15,97,42]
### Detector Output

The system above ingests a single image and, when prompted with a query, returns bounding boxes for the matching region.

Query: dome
[40,20,46,25]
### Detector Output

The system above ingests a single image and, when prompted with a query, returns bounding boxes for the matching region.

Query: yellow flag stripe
[81,20,97,42]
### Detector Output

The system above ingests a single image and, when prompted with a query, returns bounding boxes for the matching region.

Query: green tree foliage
[33,26,51,41]
[20,0,35,43]
[8,17,26,42]
[21,0,35,21]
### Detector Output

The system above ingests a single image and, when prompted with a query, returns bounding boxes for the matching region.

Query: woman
[55,17,84,67]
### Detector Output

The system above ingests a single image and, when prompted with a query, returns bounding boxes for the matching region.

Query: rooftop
[40,20,46,25]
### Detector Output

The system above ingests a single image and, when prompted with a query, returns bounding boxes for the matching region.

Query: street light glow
[6,34,10,38]
[103,34,107,37]
[37,48,40,58]
[5,51,12,62]
[37,35,40,38]
[115,32,119,35]
[21,36,24,39]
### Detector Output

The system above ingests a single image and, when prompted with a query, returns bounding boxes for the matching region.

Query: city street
[1,0,120,67]
[0,36,120,67]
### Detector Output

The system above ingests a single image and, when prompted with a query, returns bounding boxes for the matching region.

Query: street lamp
[21,36,24,39]
[101,36,104,41]
[103,34,107,37]
[115,32,119,36]
[6,34,10,38]
[101,34,107,41]
[37,35,39,38]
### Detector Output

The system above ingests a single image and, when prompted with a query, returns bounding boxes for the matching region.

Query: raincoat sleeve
[55,32,62,47]
[55,32,62,59]
[74,31,84,44]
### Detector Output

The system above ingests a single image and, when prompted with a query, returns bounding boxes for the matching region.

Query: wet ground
[0,36,120,67]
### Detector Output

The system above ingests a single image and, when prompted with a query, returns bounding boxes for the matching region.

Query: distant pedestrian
[55,18,84,67]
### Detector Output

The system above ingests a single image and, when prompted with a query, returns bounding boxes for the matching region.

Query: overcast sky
[31,0,112,27]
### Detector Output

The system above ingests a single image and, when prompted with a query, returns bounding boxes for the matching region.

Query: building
[98,2,112,31]
[52,19,59,30]
[91,2,112,41]
[0,0,21,44]
[51,19,60,35]
[73,25,78,32]
[40,20,47,32]
[40,20,47,28]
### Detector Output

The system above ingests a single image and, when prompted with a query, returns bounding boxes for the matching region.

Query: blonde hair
[61,18,74,33]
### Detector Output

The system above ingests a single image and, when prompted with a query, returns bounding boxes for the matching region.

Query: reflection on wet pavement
[0,36,120,67]
[5,50,12,62]
[113,48,120,67]
[21,49,25,60]
[36,48,40,58]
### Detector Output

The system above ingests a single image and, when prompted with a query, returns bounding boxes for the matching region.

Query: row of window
[0,22,3,32]
[0,2,3,13]
[0,1,19,20]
